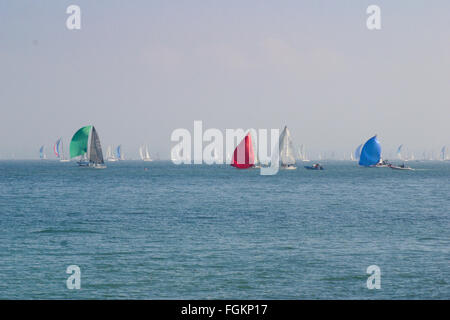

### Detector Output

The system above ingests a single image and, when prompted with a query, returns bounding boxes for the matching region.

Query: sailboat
[69,125,106,168]
[301,144,310,162]
[54,138,70,162]
[396,144,404,160]
[279,126,297,169]
[106,146,118,162]
[39,145,47,160]
[253,139,261,168]
[441,146,447,161]
[116,145,124,160]
[358,135,382,167]
[354,144,363,161]
[231,132,254,169]
[297,146,303,161]
[139,145,152,161]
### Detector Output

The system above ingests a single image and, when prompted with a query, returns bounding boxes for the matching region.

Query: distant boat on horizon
[397,144,404,160]
[106,145,118,162]
[140,145,152,162]
[39,145,47,160]
[279,126,296,170]
[300,144,310,162]
[441,146,447,161]
[354,144,363,162]
[116,145,124,160]
[54,138,69,162]
[69,125,106,168]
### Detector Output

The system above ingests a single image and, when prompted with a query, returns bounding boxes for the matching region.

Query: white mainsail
[279,126,297,168]
[302,145,310,162]
[106,145,117,162]
[140,145,152,161]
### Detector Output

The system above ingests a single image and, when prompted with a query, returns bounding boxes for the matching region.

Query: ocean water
[0,160,448,299]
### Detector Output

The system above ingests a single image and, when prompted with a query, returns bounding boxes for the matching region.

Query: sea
[0,160,448,299]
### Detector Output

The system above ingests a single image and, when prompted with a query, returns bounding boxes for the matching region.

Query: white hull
[390,166,414,171]
[93,164,107,169]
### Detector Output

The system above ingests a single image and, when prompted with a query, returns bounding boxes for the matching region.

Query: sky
[0,0,449,159]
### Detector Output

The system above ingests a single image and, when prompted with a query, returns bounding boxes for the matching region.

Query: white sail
[297,145,303,160]
[141,144,152,161]
[279,126,296,167]
[106,145,118,162]
[302,145,310,162]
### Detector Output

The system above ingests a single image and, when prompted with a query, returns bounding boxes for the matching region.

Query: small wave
[31,228,98,234]
[321,274,365,282]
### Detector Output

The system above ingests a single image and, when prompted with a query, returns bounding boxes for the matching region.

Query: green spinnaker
[70,125,92,158]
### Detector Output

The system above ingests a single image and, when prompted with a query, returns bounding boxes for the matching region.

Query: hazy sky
[1,1,449,159]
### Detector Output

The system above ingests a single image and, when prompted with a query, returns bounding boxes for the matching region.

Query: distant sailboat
[397,144,403,160]
[54,138,69,162]
[354,144,363,161]
[279,126,297,169]
[106,146,118,162]
[69,125,106,168]
[140,145,152,161]
[297,146,303,161]
[39,145,47,160]
[302,145,310,162]
[231,132,254,169]
[441,146,446,161]
[116,145,124,160]
[358,135,382,167]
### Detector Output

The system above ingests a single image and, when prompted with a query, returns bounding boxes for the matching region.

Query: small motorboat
[389,163,414,171]
[304,163,324,170]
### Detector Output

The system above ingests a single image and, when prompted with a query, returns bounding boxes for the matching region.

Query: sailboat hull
[389,165,414,171]
[77,160,90,167]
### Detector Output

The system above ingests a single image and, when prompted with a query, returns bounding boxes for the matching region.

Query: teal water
[0,160,448,299]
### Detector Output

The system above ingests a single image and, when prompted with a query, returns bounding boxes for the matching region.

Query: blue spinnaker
[358,136,381,166]
[39,146,44,159]
[116,145,121,159]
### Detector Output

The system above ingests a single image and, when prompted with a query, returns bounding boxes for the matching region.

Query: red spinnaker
[231,133,255,169]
